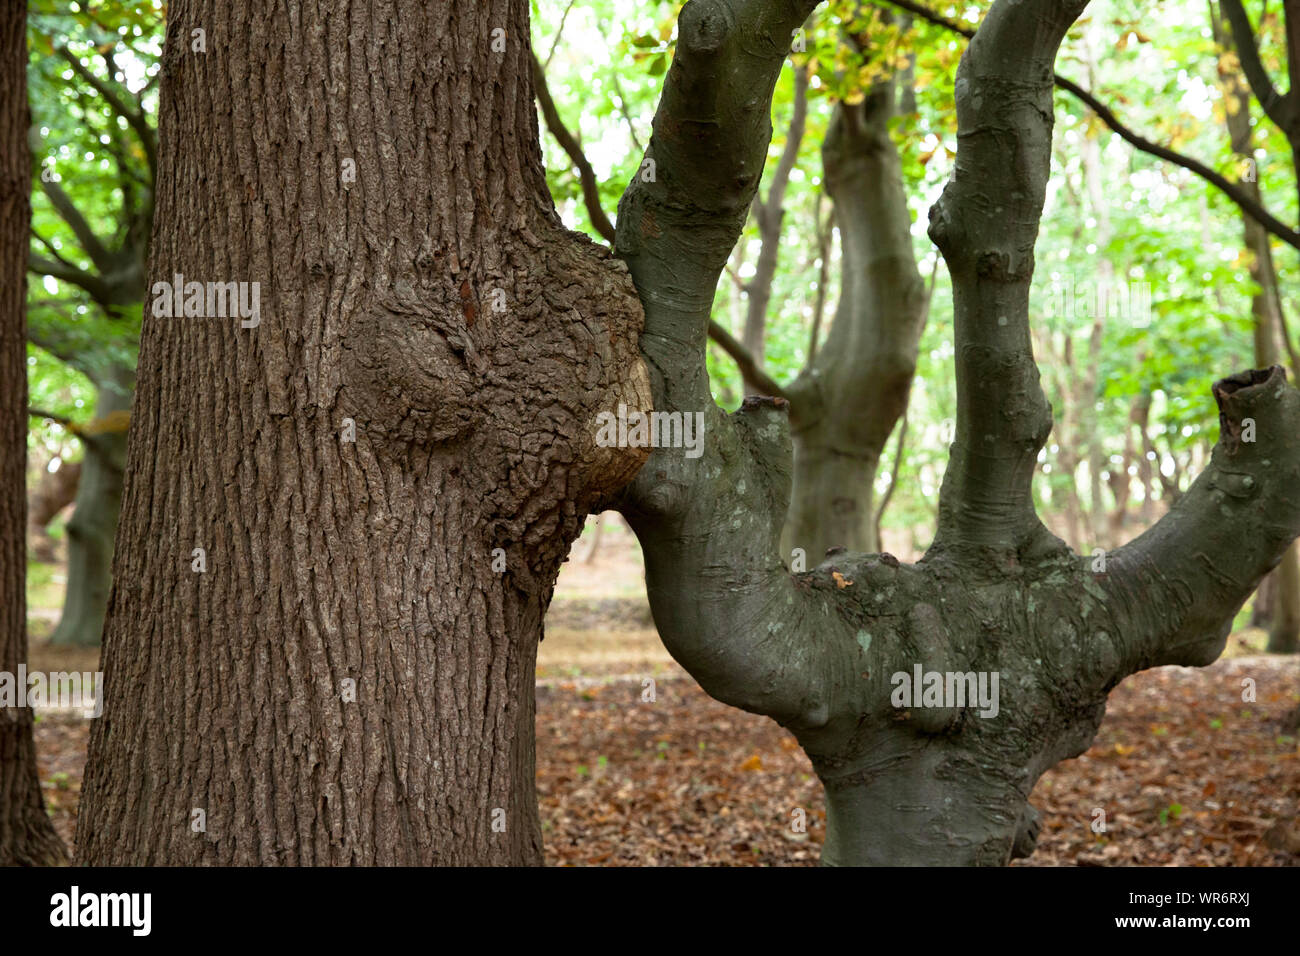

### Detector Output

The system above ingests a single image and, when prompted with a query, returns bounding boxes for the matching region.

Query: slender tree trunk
[1251,571,1276,627]
[741,68,808,395]
[77,0,647,864]
[48,370,130,647]
[0,0,67,866]
[1078,32,1114,550]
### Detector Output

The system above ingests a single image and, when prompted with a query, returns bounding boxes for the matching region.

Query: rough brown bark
[0,0,68,867]
[77,0,647,865]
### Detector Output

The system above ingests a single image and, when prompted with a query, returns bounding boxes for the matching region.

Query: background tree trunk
[0,0,67,867]
[741,68,808,394]
[783,71,925,559]
[77,0,647,865]
[47,370,129,647]
[27,458,80,563]
[1215,2,1300,652]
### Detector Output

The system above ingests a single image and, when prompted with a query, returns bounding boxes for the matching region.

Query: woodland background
[15,0,1300,864]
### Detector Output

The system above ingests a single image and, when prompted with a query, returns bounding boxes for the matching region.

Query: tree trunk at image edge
[0,0,68,867]
[76,0,648,865]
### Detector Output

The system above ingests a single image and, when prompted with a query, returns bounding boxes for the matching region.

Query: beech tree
[79,0,1300,866]
[611,0,1300,865]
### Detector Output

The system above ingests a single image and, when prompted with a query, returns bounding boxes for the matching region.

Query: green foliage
[26,0,1296,561]
[25,0,157,439]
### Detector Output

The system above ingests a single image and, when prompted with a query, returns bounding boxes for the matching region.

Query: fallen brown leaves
[34,656,1298,866]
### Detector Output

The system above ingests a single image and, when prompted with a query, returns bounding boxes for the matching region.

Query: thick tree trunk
[47,373,129,647]
[0,1,67,867]
[77,0,647,865]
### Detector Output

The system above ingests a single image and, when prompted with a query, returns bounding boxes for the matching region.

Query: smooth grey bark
[47,373,129,647]
[0,0,67,866]
[78,0,648,865]
[615,0,1300,865]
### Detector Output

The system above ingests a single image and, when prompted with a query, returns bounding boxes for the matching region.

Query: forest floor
[26,515,1300,865]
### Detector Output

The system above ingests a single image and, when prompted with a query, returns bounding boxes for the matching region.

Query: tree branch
[1221,0,1295,132]
[608,64,646,154]
[1104,367,1300,668]
[31,229,81,272]
[707,318,789,400]
[543,0,579,71]
[36,177,114,273]
[27,250,113,304]
[533,42,785,401]
[742,65,809,384]
[614,0,826,724]
[926,0,1088,555]
[28,406,81,432]
[881,0,1300,252]
[56,46,157,180]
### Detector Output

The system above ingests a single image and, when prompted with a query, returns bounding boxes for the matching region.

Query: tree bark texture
[77,0,648,865]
